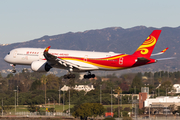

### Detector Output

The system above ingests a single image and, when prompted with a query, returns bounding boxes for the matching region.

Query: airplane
[4,30,173,79]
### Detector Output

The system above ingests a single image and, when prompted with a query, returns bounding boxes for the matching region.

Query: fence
[14,112,71,117]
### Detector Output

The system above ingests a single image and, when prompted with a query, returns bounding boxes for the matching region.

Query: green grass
[2,104,132,115]
[39,104,74,112]
[3,104,74,115]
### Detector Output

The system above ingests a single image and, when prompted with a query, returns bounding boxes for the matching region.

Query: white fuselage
[4,48,120,71]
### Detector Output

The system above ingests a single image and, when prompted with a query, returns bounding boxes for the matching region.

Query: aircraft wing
[43,46,81,69]
[151,47,169,56]
[43,46,97,71]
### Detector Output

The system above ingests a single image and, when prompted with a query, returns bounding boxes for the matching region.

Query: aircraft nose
[4,55,8,62]
[4,55,10,63]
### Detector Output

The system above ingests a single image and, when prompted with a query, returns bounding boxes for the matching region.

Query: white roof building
[171,84,180,93]
[144,96,180,107]
[61,85,70,91]
[61,85,95,92]
[74,85,94,92]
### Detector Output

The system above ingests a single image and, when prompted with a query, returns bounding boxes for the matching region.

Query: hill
[0,26,179,72]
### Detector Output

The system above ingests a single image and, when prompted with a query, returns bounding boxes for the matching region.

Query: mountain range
[1,26,180,73]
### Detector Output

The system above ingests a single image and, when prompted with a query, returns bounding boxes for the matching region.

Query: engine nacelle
[31,60,51,72]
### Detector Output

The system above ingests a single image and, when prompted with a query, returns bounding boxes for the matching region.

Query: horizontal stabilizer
[151,47,169,56]
[156,57,176,61]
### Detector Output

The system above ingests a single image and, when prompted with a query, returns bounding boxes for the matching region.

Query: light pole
[58,88,61,105]
[63,90,64,111]
[100,85,102,104]
[149,104,151,119]
[17,86,18,106]
[45,80,46,106]
[111,88,112,117]
[48,98,50,108]
[132,93,133,117]
[51,97,55,112]
[134,86,137,120]
[2,98,3,117]
[167,66,170,78]
[159,69,161,78]
[14,90,17,113]
[158,87,160,97]
[69,89,70,116]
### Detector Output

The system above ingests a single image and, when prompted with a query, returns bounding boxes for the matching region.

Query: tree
[160,80,173,95]
[92,103,105,117]
[6,73,13,78]
[72,103,105,120]
[27,104,40,112]
[0,72,2,79]
[30,80,41,91]
[120,82,129,92]
[46,74,59,90]
[131,73,142,93]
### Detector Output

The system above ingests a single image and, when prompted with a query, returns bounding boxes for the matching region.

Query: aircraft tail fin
[132,30,162,58]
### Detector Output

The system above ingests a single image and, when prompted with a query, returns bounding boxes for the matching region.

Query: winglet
[161,47,169,53]
[44,46,51,53]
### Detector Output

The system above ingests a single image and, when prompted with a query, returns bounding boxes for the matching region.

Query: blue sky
[0,0,180,44]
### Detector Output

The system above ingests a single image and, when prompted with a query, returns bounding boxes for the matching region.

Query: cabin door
[119,57,123,65]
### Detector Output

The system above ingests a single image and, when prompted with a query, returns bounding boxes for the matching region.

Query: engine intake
[31,60,51,72]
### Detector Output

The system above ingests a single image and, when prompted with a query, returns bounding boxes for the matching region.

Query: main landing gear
[63,71,96,79]
[10,64,16,73]
[84,71,95,79]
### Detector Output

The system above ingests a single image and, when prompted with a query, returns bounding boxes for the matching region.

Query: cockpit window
[7,52,10,55]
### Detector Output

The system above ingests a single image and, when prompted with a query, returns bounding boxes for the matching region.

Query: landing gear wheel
[10,64,16,73]
[83,72,96,79]
[92,74,95,78]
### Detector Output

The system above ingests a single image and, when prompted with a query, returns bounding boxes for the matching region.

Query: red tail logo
[132,30,161,58]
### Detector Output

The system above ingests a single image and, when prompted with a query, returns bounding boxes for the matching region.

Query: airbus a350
[4,30,173,79]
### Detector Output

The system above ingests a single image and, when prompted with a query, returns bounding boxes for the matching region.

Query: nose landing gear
[10,64,16,73]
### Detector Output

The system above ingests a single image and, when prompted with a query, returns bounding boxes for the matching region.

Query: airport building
[138,86,180,114]
[170,84,180,93]
[144,96,180,108]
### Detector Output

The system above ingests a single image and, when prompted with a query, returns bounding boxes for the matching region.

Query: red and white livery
[4,30,173,79]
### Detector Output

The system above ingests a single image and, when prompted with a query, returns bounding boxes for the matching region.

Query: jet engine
[31,60,51,72]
